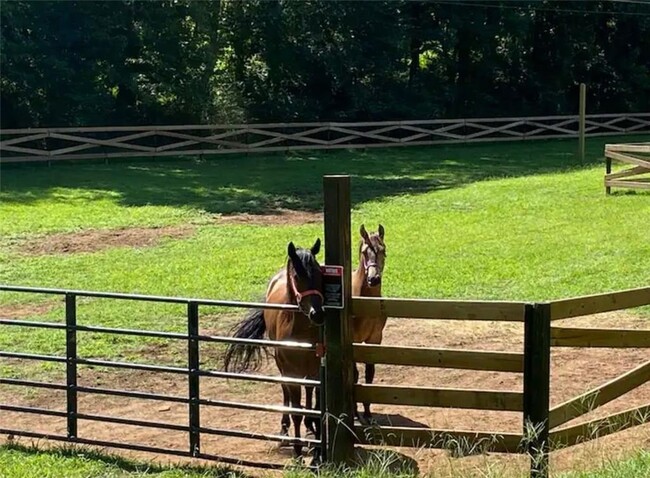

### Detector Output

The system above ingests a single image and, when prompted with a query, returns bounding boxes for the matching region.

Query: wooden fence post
[523,303,551,478]
[579,83,587,162]
[323,175,355,464]
[605,154,612,195]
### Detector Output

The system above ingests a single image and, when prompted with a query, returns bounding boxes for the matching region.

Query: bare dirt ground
[7,210,320,258]
[216,209,322,226]
[15,226,195,256]
[0,302,57,320]
[1,310,649,477]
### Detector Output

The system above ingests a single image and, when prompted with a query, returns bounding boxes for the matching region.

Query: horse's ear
[378,224,385,239]
[287,241,298,259]
[360,224,370,242]
[311,238,321,256]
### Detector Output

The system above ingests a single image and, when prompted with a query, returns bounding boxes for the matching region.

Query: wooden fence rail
[549,360,650,429]
[551,327,650,348]
[352,296,526,321]
[549,404,650,449]
[2,113,649,163]
[355,384,524,411]
[550,286,650,320]
[352,344,524,372]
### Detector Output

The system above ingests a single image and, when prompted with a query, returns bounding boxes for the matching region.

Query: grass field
[1,135,649,477]
[1,135,649,372]
[1,443,649,478]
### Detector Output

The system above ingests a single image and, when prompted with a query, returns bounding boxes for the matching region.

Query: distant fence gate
[1,176,650,478]
[605,142,650,193]
[1,113,650,163]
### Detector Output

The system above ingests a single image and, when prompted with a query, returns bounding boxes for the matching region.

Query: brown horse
[223,239,324,458]
[351,224,387,420]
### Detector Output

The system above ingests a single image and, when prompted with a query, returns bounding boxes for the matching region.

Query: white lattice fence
[1,113,649,163]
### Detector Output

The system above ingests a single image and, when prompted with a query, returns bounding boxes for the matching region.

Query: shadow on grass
[2,135,647,215]
[1,442,253,477]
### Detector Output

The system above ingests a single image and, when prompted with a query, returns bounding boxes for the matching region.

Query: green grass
[1,444,649,477]
[559,449,650,478]
[0,443,245,478]
[1,135,649,376]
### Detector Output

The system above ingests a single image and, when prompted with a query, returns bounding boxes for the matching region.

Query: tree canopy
[1,0,649,128]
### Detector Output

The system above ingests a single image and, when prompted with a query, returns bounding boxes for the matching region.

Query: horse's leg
[363,363,376,420]
[311,385,322,466]
[363,329,384,422]
[280,384,291,438]
[353,363,361,420]
[288,384,304,458]
[304,386,316,435]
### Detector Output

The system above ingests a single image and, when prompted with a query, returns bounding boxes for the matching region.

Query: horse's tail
[223,308,267,373]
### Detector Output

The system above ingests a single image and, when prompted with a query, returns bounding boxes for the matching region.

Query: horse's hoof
[310,454,322,468]
[278,428,292,448]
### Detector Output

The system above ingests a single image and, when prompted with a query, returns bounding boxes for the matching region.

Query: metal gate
[0,285,325,470]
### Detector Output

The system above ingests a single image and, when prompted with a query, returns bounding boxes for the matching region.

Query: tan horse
[304,225,387,422]
[352,224,387,420]
[223,239,324,458]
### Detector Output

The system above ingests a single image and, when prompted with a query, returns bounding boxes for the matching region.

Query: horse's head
[359,224,386,288]
[287,239,325,326]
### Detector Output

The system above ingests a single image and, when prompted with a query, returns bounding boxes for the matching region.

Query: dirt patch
[18,226,194,256]
[1,310,648,477]
[0,301,58,319]
[217,209,322,226]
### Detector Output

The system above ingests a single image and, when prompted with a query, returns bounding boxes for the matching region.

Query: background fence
[2,113,650,163]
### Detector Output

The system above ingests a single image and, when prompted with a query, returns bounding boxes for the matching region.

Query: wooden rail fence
[347,288,650,478]
[605,142,650,193]
[1,113,649,163]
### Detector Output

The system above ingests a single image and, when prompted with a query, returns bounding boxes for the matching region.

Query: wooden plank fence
[2,113,649,163]
[550,286,650,320]
[605,143,650,193]
[348,286,650,478]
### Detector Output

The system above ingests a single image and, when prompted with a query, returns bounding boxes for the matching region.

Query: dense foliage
[2,0,650,127]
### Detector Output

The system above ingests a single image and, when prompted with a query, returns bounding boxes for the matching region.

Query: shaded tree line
[1,0,649,128]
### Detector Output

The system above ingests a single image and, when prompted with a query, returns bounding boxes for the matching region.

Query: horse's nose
[368,276,381,287]
[309,308,325,326]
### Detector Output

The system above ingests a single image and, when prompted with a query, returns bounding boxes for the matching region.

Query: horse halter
[361,242,379,273]
[288,267,324,313]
